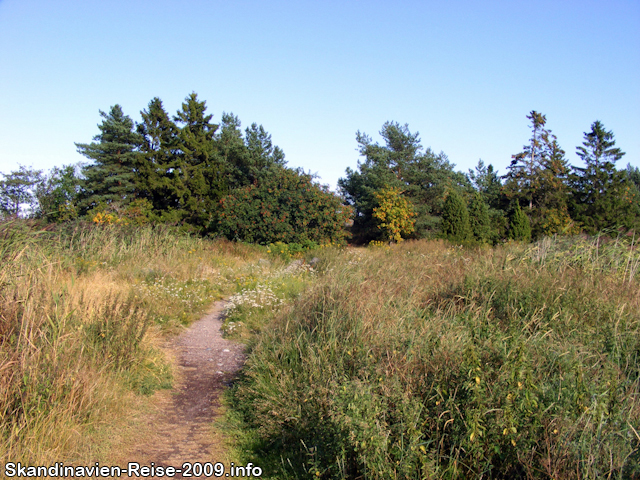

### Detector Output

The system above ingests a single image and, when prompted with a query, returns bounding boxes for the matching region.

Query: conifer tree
[137,97,183,215]
[509,203,531,242]
[468,192,491,243]
[441,189,471,242]
[76,105,143,212]
[173,93,226,228]
[504,111,547,210]
[570,121,636,233]
[468,160,502,209]
[339,121,463,241]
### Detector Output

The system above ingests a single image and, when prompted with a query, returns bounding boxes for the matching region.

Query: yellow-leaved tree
[372,187,416,242]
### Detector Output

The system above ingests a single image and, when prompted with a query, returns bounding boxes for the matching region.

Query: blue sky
[1,0,638,191]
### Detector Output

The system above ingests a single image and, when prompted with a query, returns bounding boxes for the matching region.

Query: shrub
[372,187,416,243]
[212,168,351,245]
[441,189,471,242]
[508,203,531,241]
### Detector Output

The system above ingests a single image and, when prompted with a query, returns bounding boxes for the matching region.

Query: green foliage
[570,121,638,233]
[372,187,416,242]
[468,193,491,243]
[212,167,351,245]
[468,159,502,209]
[229,240,640,478]
[0,165,42,218]
[267,240,320,260]
[509,203,531,242]
[34,165,82,222]
[441,189,471,242]
[339,121,465,241]
[76,105,144,212]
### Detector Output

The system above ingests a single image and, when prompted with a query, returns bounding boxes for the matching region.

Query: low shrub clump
[229,238,640,478]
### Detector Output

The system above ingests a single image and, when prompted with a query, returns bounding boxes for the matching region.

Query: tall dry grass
[229,239,640,479]
[0,220,266,465]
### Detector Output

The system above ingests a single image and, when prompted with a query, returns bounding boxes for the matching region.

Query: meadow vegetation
[2,217,639,479]
[225,236,640,479]
[0,220,293,466]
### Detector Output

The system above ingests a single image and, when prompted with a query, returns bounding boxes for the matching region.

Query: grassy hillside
[227,237,640,479]
[0,220,283,465]
[3,220,638,478]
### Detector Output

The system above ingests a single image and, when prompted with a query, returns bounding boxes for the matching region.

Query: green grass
[226,238,640,479]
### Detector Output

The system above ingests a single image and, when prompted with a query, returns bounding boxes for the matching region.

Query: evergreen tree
[570,121,636,233]
[137,97,183,216]
[173,93,226,228]
[504,111,547,210]
[626,164,640,192]
[244,122,286,180]
[468,159,502,209]
[339,121,463,241]
[468,192,491,243]
[441,189,471,243]
[509,203,531,242]
[76,105,143,212]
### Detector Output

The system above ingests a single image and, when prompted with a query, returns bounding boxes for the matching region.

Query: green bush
[508,203,531,242]
[441,190,471,242]
[212,168,351,245]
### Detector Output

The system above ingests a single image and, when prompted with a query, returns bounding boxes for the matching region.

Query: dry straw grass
[0,220,267,466]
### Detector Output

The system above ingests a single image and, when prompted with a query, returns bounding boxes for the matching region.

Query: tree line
[0,93,349,244]
[1,99,638,244]
[339,112,640,243]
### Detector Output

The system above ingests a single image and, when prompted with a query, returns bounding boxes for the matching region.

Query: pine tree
[339,121,463,241]
[76,105,143,212]
[173,93,226,228]
[441,189,471,243]
[570,121,636,233]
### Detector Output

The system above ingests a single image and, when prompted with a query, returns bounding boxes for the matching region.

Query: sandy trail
[122,301,245,478]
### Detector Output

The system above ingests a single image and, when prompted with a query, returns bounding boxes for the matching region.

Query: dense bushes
[212,168,351,244]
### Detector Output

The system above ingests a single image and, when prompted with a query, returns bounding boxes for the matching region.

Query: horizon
[1,0,638,191]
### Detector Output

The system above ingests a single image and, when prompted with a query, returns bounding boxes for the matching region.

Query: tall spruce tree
[137,97,184,216]
[76,105,143,212]
[173,93,226,228]
[570,121,636,233]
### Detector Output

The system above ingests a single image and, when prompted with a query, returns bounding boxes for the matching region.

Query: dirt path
[122,301,245,477]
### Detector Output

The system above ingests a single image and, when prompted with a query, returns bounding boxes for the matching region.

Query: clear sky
[1,0,638,191]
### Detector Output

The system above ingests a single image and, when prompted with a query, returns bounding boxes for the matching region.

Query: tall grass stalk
[0,220,270,465]
[229,238,640,479]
